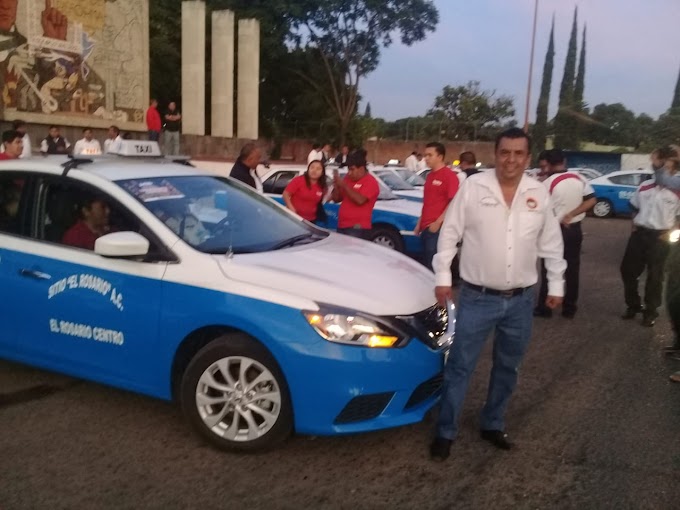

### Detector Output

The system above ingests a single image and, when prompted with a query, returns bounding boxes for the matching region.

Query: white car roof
[591,169,653,184]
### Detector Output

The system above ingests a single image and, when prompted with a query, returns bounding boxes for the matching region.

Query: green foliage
[533,18,555,158]
[672,67,680,111]
[574,26,586,107]
[554,7,580,149]
[427,81,515,140]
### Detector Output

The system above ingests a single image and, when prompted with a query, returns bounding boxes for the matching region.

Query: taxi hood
[216,233,435,316]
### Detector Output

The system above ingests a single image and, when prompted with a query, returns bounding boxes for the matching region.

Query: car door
[2,174,172,395]
[0,172,34,351]
[608,174,639,214]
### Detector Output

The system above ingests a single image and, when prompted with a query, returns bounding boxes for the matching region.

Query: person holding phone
[283,160,327,224]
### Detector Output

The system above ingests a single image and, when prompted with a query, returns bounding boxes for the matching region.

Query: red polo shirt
[338,173,380,229]
[62,221,100,250]
[285,175,324,222]
[0,153,16,160]
[146,106,162,131]
[420,167,459,229]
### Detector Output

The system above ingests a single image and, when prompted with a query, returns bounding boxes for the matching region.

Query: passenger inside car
[0,182,22,233]
[150,200,209,246]
[62,195,111,250]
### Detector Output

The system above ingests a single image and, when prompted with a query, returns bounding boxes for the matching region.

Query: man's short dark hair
[110,125,120,135]
[347,149,367,168]
[495,128,532,152]
[2,130,22,144]
[537,150,549,162]
[12,120,26,130]
[545,148,565,166]
[654,146,678,160]
[459,151,476,165]
[49,125,59,131]
[411,150,417,155]
[82,127,93,133]
[425,142,446,158]
[312,142,322,150]
[239,142,258,160]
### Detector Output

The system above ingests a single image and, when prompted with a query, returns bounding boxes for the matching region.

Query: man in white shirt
[429,128,565,461]
[307,143,323,164]
[104,126,123,154]
[620,157,680,327]
[405,151,418,172]
[73,128,102,156]
[535,149,596,319]
[416,153,427,172]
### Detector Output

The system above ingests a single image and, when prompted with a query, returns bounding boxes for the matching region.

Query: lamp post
[524,0,539,132]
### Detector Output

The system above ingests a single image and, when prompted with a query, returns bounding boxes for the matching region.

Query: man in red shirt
[146,99,162,142]
[62,196,111,250]
[331,150,380,240]
[0,130,24,160]
[415,142,460,270]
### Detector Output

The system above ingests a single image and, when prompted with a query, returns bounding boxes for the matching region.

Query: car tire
[592,199,613,218]
[180,333,293,452]
[370,225,405,252]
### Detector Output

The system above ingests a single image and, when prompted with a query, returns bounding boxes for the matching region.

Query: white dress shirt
[73,138,102,155]
[405,155,418,172]
[454,168,467,187]
[105,136,123,154]
[631,179,680,230]
[417,159,428,171]
[307,149,322,164]
[543,171,595,223]
[434,171,566,296]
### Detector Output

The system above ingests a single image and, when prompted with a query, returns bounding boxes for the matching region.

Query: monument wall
[1,0,149,131]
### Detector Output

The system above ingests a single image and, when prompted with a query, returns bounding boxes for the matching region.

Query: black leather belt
[463,282,531,297]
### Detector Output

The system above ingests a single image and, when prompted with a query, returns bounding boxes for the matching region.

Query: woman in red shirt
[283,160,327,223]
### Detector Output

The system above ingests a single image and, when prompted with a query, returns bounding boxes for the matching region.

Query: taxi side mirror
[95,232,150,258]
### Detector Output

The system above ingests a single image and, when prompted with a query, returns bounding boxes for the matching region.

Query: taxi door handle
[20,269,52,281]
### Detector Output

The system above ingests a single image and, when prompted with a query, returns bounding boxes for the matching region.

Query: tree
[584,103,640,147]
[428,81,515,140]
[574,25,586,108]
[672,66,680,111]
[554,7,579,149]
[364,102,372,118]
[291,0,438,144]
[533,17,555,157]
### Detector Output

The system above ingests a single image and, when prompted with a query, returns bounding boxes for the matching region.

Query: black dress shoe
[533,307,552,318]
[642,314,657,327]
[430,437,452,461]
[621,307,642,320]
[480,429,514,450]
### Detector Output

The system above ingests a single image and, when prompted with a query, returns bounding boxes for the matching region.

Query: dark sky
[362,0,680,122]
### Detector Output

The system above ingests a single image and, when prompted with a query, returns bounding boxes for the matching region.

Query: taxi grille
[334,392,394,424]
[394,304,449,350]
[405,374,444,409]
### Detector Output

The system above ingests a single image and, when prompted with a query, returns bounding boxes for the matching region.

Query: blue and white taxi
[372,168,424,202]
[0,141,453,452]
[590,170,653,217]
[261,167,424,254]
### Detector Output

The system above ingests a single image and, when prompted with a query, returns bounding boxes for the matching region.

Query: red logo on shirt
[432,180,443,186]
[526,198,538,210]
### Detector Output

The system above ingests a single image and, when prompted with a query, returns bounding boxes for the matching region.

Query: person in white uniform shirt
[535,149,596,319]
[0,120,31,158]
[620,156,680,328]
[73,128,102,156]
[429,128,566,461]
[307,143,323,164]
[405,151,418,172]
[104,126,123,154]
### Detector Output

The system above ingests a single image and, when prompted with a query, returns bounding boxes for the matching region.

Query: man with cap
[331,150,380,240]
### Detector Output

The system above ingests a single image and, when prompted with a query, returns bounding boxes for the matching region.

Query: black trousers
[666,243,680,336]
[337,227,371,241]
[539,222,583,314]
[620,228,671,314]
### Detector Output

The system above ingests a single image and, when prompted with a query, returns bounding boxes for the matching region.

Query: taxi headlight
[670,229,680,244]
[303,308,405,348]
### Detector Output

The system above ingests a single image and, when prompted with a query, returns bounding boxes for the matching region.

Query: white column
[237,19,260,140]
[181,1,206,135]
[211,10,235,138]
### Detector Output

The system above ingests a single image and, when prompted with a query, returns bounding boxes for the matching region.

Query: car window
[0,173,29,236]
[634,173,651,186]
[118,175,327,254]
[608,174,638,186]
[396,169,426,186]
[32,177,166,260]
[375,171,415,190]
[262,171,298,194]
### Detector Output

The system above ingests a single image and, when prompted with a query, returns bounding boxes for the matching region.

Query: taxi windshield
[395,168,426,186]
[117,175,327,254]
[374,171,416,191]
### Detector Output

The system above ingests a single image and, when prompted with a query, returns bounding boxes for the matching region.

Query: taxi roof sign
[115,140,163,157]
